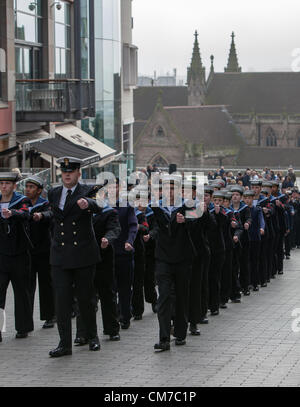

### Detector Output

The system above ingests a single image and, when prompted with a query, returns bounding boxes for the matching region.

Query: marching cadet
[220,191,243,308]
[143,203,158,314]
[207,191,227,315]
[25,175,55,329]
[132,189,149,320]
[48,157,101,358]
[75,186,122,344]
[270,181,287,275]
[243,190,265,291]
[189,184,216,334]
[284,191,294,260]
[291,188,300,249]
[0,172,33,342]
[230,186,252,297]
[113,179,138,330]
[151,176,196,351]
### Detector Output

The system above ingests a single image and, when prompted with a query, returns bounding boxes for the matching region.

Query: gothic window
[151,154,168,167]
[156,126,165,137]
[265,128,277,147]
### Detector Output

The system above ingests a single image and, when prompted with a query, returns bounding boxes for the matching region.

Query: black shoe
[278,271,283,275]
[154,341,170,352]
[89,337,100,351]
[152,302,158,314]
[49,346,72,358]
[133,315,143,321]
[199,317,209,324]
[231,298,241,303]
[74,337,88,346]
[220,303,228,309]
[271,274,276,279]
[210,310,219,316]
[261,283,267,288]
[109,334,120,341]
[243,289,250,296]
[267,279,270,283]
[175,338,186,346]
[253,286,259,292]
[189,323,200,336]
[43,320,55,329]
[16,332,28,339]
[286,255,290,260]
[120,321,130,330]
[0,331,2,343]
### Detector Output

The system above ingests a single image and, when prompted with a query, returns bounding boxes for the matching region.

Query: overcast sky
[132,0,300,80]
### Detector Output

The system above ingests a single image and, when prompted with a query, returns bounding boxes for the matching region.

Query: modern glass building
[82,0,122,152]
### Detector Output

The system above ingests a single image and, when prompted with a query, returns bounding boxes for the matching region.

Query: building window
[151,154,168,167]
[123,44,138,89]
[55,1,71,78]
[265,128,277,147]
[14,0,42,43]
[0,48,6,100]
[156,126,165,137]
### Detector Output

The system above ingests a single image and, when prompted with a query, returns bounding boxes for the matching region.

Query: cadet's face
[251,185,261,196]
[271,185,278,195]
[223,199,230,208]
[62,170,81,188]
[0,181,15,197]
[213,197,223,206]
[244,196,253,206]
[232,192,241,204]
[25,183,41,200]
[204,193,211,205]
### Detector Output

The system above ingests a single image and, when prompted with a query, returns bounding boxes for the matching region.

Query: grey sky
[132,0,300,80]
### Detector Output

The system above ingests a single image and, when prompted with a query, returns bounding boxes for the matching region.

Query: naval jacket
[47,183,101,269]
[0,192,31,256]
[248,206,265,242]
[28,197,52,255]
[230,202,252,247]
[113,201,138,257]
[134,208,149,258]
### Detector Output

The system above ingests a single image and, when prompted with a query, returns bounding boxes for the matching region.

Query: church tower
[225,32,242,72]
[187,31,206,106]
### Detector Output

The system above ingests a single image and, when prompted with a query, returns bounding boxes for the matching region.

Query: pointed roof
[187,30,206,84]
[225,32,242,73]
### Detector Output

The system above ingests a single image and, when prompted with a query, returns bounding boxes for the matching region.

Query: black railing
[16,79,95,121]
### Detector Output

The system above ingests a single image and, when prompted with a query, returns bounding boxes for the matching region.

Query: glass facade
[54,1,71,78]
[82,0,121,151]
[14,0,43,80]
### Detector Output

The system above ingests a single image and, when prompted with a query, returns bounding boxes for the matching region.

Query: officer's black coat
[0,192,31,256]
[28,197,52,255]
[47,183,101,269]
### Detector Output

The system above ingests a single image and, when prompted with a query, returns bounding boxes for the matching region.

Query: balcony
[16,79,95,122]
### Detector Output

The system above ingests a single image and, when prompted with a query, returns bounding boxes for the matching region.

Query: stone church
[134,32,300,169]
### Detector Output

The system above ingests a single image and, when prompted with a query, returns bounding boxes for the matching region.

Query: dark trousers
[156,260,192,342]
[208,251,225,312]
[266,238,273,281]
[144,255,158,305]
[132,254,145,317]
[115,254,134,323]
[30,252,55,321]
[272,234,279,276]
[220,250,233,304]
[51,265,97,349]
[277,234,284,272]
[284,233,291,256]
[231,247,242,300]
[0,253,34,333]
[200,253,210,319]
[189,255,203,324]
[259,239,268,285]
[249,241,261,287]
[76,254,120,338]
[239,245,250,291]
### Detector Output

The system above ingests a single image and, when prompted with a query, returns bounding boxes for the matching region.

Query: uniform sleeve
[10,198,31,220]
[126,207,138,246]
[259,208,265,231]
[104,210,121,244]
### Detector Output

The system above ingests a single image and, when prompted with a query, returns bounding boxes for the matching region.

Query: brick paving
[1,250,300,387]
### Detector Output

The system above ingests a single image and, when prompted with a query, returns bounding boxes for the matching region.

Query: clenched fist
[77,198,89,210]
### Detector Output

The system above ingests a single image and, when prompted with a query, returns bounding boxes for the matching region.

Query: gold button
[61,243,65,246]
[60,223,64,226]
[74,242,78,246]
[73,232,77,235]
[61,232,64,236]
[72,222,76,226]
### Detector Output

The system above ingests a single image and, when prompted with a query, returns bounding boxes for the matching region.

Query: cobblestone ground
[1,250,300,387]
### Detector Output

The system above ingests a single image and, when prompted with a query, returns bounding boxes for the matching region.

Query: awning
[55,124,116,166]
[30,138,100,167]
[0,145,19,157]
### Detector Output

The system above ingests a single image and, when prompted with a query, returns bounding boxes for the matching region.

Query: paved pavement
[1,250,300,387]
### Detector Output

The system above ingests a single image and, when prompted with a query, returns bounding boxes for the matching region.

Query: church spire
[187,30,206,106]
[225,32,242,73]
